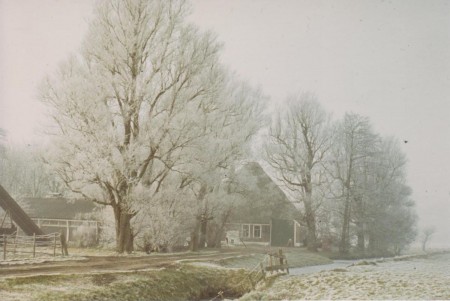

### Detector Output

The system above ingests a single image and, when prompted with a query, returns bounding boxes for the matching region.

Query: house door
[270,218,294,247]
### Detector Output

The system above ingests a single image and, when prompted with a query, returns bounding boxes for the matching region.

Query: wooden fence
[249,249,289,286]
[0,232,64,260]
[31,218,99,242]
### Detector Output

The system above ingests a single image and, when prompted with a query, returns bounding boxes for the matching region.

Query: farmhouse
[223,162,306,247]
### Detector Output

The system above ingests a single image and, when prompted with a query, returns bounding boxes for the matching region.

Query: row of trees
[264,94,417,255]
[1,0,415,255]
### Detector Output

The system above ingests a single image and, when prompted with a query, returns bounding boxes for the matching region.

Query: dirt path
[0,249,245,278]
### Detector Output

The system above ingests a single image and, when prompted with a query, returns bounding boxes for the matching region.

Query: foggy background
[0,0,449,247]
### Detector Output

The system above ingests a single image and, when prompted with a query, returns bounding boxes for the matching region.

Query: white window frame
[253,224,262,238]
[242,224,250,238]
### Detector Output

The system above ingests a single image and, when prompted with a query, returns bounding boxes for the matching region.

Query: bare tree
[331,113,379,254]
[264,93,331,251]
[421,226,436,252]
[330,122,417,256]
[40,0,249,253]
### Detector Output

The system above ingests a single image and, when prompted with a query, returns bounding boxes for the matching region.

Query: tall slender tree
[331,113,379,254]
[264,93,331,251]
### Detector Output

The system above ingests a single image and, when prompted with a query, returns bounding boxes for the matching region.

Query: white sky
[0,0,449,246]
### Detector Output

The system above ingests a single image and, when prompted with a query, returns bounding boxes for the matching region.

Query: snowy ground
[241,252,450,300]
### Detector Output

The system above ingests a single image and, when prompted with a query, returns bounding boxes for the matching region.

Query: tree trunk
[367,228,378,255]
[190,226,199,252]
[209,209,232,248]
[114,207,134,254]
[356,222,365,254]
[339,199,351,254]
[304,198,317,252]
[198,217,208,249]
[195,184,209,249]
[354,196,365,254]
[422,237,428,252]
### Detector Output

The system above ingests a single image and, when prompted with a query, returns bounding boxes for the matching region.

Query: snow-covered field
[241,252,450,300]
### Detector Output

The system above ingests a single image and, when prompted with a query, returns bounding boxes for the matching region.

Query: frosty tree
[363,137,417,255]
[330,115,416,255]
[40,0,264,253]
[330,113,379,254]
[180,81,267,249]
[0,146,60,198]
[421,226,436,252]
[264,93,331,251]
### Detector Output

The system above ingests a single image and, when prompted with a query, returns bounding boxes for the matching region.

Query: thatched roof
[228,162,297,224]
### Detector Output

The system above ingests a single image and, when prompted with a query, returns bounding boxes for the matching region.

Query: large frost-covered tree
[264,93,331,251]
[40,0,264,253]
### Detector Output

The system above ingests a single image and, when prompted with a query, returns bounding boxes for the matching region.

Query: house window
[242,224,250,238]
[254,225,261,238]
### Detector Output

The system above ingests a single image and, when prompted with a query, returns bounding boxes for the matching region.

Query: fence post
[259,262,265,280]
[66,220,70,242]
[278,249,283,266]
[95,221,99,243]
[33,233,36,258]
[13,232,17,255]
[269,253,273,272]
[60,231,69,256]
[3,234,6,260]
[285,256,290,274]
[53,233,57,257]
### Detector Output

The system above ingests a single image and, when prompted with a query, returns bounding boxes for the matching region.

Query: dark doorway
[270,218,294,247]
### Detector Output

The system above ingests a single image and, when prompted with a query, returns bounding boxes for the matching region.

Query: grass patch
[284,248,332,267]
[4,274,76,286]
[0,264,251,301]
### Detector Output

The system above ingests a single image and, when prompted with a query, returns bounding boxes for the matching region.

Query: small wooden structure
[264,249,289,274]
[246,249,289,289]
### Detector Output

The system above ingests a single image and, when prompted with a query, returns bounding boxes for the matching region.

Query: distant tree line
[264,93,417,256]
[0,141,64,199]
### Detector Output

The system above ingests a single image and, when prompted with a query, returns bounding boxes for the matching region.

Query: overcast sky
[1,0,449,246]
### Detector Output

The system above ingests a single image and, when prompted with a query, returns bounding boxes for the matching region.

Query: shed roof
[21,197,97,219]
